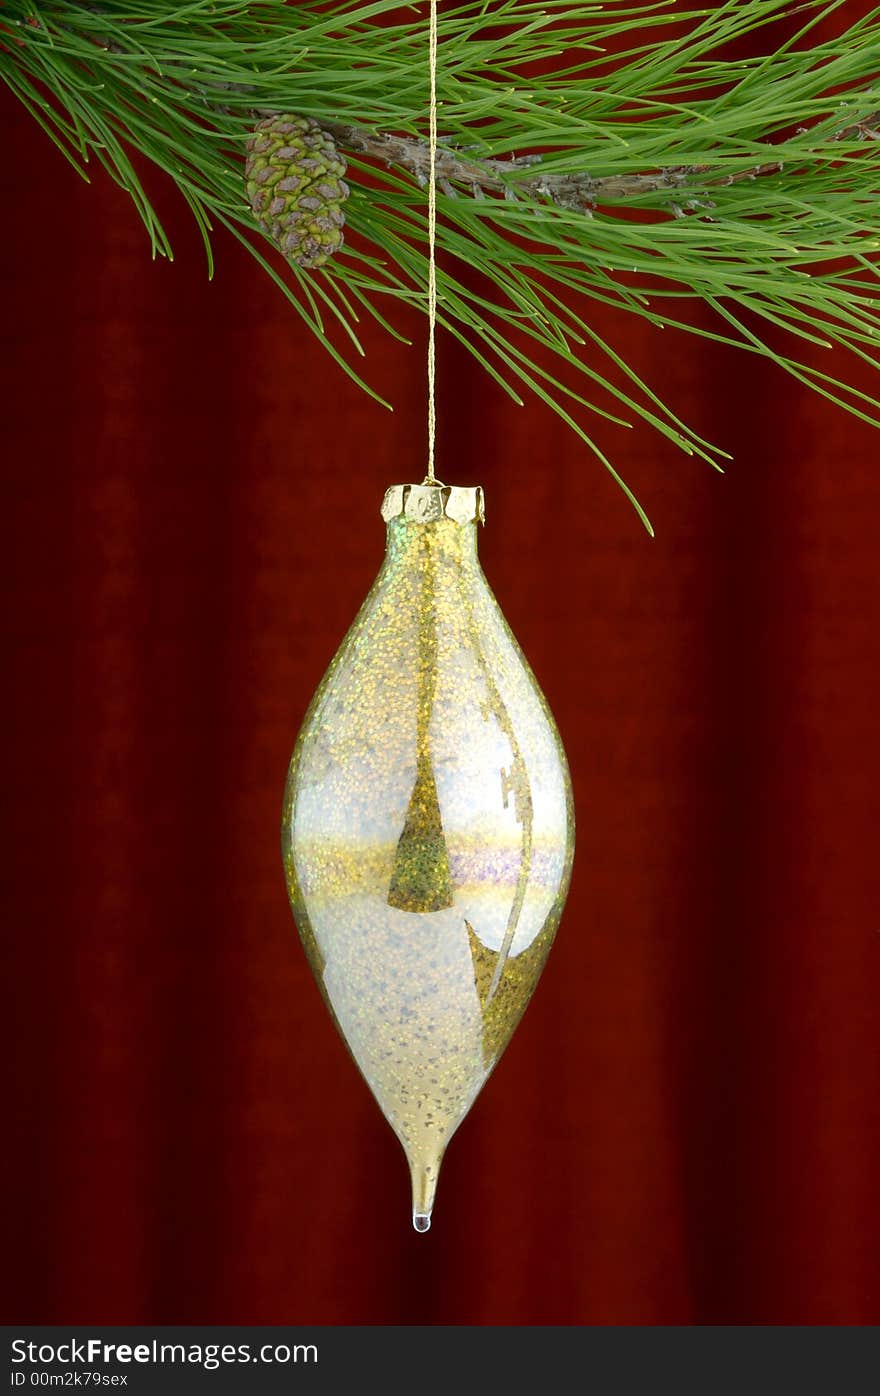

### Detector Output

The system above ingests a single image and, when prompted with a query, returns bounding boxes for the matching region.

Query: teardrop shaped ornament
[282,483,574,1230]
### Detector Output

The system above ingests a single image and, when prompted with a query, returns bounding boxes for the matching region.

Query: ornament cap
[381,483,485,525]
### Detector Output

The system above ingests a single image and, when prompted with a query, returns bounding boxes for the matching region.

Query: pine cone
[245,115,349,270]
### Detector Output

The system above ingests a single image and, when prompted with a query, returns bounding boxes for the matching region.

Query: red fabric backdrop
[3,55,880,1324]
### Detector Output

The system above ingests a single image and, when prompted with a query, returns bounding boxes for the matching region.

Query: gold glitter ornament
[281,482,575,1232]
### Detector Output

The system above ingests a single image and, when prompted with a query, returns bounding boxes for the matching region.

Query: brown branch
[326,110,880,216]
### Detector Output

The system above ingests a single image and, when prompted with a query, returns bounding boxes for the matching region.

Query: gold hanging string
[425,0,439,487]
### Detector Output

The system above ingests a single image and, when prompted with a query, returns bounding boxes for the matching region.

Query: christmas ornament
[245,115,349,269]
[282,483,574,1230]
[281,2,574,1233]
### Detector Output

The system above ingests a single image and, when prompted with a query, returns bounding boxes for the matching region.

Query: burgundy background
[3,52,880,1323]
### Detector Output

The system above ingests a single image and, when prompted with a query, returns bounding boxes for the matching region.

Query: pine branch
[331,107,880,213]
[20,3,880,215]
[333,123,778,210]
[4,0,880,532]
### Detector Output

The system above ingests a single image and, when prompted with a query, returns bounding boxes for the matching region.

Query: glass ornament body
[282,483,574,1229]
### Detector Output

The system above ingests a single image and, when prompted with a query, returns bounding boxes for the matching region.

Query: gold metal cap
[381,483,485,525]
